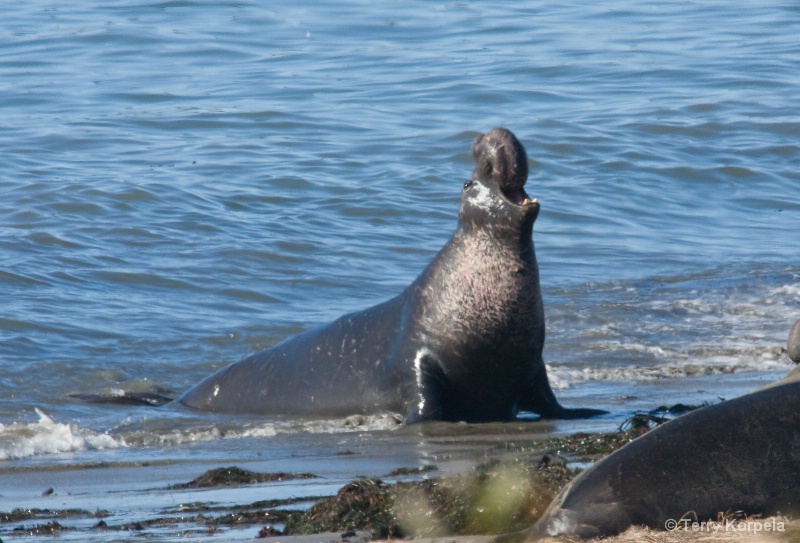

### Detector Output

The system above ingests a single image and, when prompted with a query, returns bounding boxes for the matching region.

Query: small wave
[772,284,800,298]
[547,352,792,390]
[545,268,800,391]
[116,413,402,448]
[0,408,125,460]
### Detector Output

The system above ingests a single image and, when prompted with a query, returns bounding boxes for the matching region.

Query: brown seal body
[180,128,605,423]
[505,380,800,540]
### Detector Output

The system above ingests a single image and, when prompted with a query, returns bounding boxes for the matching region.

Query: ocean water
[1,0,799,540]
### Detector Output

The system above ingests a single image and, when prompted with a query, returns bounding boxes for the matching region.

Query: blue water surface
[0,3,799,537]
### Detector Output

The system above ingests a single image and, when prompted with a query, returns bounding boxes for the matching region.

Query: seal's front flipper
[519,364,607,420]
[403,350,447,423]
[545,405,608,420]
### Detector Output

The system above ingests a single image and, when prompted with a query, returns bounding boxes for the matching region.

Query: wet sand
[259,523,799,543]
[3,412,796,543]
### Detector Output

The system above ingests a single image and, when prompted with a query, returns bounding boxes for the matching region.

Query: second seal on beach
[180,128,605,423]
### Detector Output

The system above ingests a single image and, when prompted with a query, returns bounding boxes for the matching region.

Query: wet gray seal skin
[788,318,800,364]
[180,128,606,423]
[758,318,800,390]
[499,381,800,541]
[778,319,800,386]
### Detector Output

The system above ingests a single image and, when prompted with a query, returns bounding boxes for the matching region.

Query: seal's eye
[463,179,474,191]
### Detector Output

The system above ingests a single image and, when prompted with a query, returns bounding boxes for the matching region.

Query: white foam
[236,413,401,436]
[771,284,800,297]
[0,409,125,460]
[547,354,793,390]
[545,273,800,391]
[117,412,401,448]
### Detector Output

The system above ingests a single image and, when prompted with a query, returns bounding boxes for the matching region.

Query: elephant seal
[180,128,605,423]
[500,380,800,541]
[757,318,800,390]
[788,318,800,364]
[778,319,800,386]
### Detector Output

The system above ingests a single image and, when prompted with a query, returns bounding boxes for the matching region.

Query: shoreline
[5,413,795,542]
[0,424,639,540]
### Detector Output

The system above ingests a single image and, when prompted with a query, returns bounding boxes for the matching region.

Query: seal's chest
[423,244,542,343]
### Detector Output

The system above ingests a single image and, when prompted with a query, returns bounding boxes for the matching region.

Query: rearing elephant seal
[180,128,605,423]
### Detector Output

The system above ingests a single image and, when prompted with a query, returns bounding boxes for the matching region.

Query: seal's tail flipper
[69,391,174,407]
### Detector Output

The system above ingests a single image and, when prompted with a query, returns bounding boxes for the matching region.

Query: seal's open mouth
[471,127,538,210]
[501,185,538,208]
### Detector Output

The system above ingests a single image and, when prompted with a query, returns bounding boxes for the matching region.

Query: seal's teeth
[522,198,539,206]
